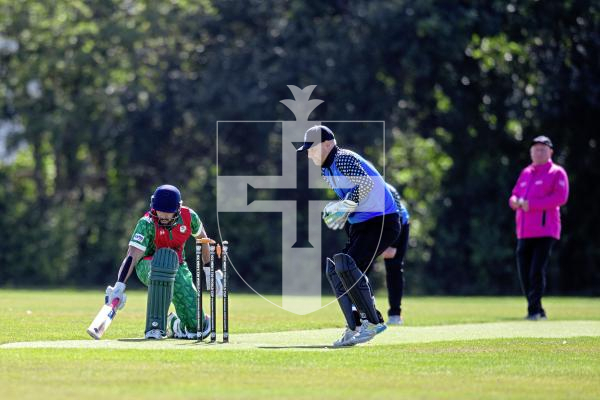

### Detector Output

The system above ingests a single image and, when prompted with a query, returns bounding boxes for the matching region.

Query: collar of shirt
[321,145,339,169]
[531,159,553,173]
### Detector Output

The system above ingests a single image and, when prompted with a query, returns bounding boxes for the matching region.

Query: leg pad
[326,258,357,330]
[334,253,380,324]
[145,248,179,335]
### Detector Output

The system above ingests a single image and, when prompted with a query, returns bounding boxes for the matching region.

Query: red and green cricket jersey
[128,206,203,263]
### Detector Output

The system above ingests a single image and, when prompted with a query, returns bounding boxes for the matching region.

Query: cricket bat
[87,297,121,340]
[87,256,132,340]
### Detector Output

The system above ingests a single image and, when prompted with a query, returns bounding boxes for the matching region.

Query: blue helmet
[150,185,182,227]
[151,185,181,212]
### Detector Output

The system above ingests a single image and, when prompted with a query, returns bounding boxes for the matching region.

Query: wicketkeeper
[298,125,401,346]
[105,184,223,339]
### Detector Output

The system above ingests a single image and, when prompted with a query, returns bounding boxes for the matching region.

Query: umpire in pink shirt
[509,136,569,320]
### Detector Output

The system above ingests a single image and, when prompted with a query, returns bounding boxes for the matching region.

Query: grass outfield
[1,290,599,399]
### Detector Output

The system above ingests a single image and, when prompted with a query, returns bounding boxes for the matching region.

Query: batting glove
[105,282,127,310]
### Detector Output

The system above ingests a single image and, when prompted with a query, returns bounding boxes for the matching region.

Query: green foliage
[0,0,598,294]
[386,129,452,293]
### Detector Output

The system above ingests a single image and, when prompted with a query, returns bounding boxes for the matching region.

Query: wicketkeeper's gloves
[323,199,358,230]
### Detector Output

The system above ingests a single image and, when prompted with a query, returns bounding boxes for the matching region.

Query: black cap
[531,135,553,149]
[296,125,335,152]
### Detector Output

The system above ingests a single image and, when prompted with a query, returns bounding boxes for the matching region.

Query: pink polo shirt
[509,160,569,239]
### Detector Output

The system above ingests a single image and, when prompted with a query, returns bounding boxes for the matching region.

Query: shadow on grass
[117,338,230,346]
[258,345,343,349]
[174,341,227,346]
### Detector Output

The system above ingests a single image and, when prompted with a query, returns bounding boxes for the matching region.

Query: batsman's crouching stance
[105,184,222,340]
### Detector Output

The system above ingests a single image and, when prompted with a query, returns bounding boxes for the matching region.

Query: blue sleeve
[387,184,402,207]
[387,183,410,223]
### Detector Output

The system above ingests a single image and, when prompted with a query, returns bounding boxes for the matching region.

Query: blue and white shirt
[386,183,410,225]
[321,147,398,224]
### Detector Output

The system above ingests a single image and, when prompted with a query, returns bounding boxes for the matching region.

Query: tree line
[1,0,598,294]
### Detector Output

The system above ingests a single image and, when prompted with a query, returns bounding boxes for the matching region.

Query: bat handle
[110,298,121,309]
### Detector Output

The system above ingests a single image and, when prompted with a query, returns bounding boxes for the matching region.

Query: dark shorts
[384,222,410,267]
[342,213,401,273]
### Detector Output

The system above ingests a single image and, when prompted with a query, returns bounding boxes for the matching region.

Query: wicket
[196,237,229,343]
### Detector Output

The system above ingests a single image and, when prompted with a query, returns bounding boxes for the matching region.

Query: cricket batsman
[298,125,401,346]
[105,184,222,339]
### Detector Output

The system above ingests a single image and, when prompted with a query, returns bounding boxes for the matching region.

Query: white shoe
[145,329,167,340]
[387,315,403,325]
[167,312,211,340]
[168,312,193,338]
[196,314,211,340]
[167,312,181,338]
[349,321,387,345]
[332,327,358,347]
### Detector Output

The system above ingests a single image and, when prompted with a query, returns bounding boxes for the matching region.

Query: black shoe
[525,313,542,321]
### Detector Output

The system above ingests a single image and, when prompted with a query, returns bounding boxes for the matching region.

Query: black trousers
[384,222,410,316]
[516,237,556,316]
[343,213,401,273]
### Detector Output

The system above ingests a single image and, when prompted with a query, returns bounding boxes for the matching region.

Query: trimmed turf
[0,290,599,399]
[2,289,599,342]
